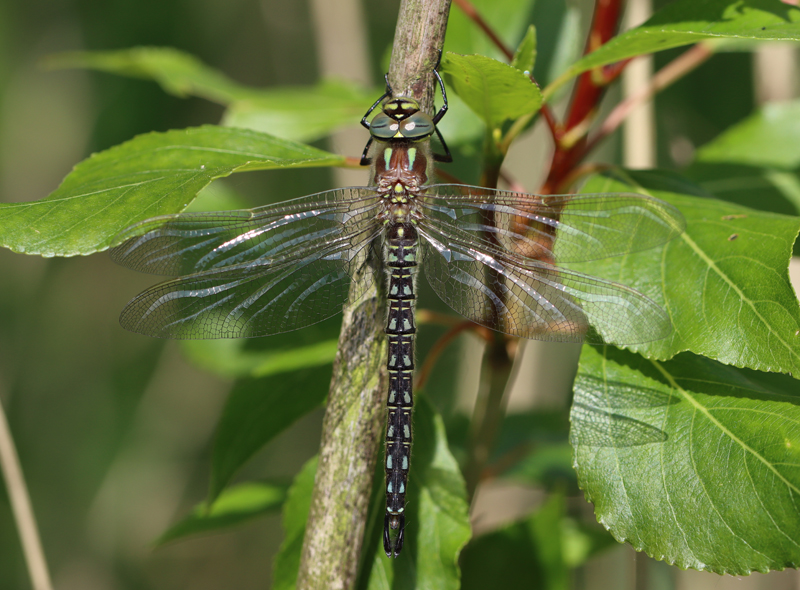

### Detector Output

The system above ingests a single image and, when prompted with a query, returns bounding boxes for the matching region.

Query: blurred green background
[0,0,798,588]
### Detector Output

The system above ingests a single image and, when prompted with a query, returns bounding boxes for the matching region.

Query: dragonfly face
[110,59,685,560]
[368,98,436,141]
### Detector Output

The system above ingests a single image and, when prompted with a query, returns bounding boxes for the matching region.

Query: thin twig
[463,333,513,502]
[416,309,469,328]
[580,43,714,161]
[342,156,364,168]
[0,391,53,590]
[415,321,492,391]
[452,0,513,60]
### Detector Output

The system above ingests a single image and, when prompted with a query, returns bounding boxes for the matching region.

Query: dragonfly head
[370,98,436,141]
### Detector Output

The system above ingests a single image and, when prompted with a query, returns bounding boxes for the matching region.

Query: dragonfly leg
[361,74,393,130]
[433,125,453,163]
[360,137,374,166]
[432,50,448,125]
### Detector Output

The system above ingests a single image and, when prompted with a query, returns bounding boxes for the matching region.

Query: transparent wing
[112,187,383,339]
[569,404,668,447]
[418,221,672,344]
[118,227,382,339]
[110,187,382,275]
[569,374,674,447]
[418,184,685,264]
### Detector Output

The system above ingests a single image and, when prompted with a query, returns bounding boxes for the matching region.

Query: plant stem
[581,43,715,160]
[452,0,513,60]
[296,1,451,587]
[464,333,513,501]
[540,0,622,194]
[0,393,53,590]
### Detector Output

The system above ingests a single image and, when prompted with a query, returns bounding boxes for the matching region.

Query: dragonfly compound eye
[370,112,400,140]
[400,112,434,139]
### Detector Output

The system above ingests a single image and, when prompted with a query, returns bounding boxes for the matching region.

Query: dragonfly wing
[110,187,381,275]
[418,222,672,344]
[570,403,668,447]
[420,184,685,264]
[119,223,382,339]
[570,374,674,446]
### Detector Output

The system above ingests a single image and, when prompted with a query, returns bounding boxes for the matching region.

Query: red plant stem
[564,0,623,130]
[579,43,714,161]
[541,0,622,194]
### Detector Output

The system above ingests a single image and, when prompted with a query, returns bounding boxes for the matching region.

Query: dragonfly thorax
[371,141,432,203]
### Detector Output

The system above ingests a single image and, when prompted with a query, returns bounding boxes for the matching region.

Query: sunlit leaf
[546,0,800,98]
[181,339,337,379]
[441,53,542,128]
[511,25,538,73]
[0,126,342,257]
[697,99,800,169]
[272,457,317,590]
[571,169,800,375]
[155,481,287,546]
[48,47,376,142]
[46,46,258,103]
[572,344,800,574]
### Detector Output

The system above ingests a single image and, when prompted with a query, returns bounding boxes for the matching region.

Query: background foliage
[1,0,799,588]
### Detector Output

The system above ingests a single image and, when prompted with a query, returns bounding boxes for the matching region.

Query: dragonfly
[110,59,685,558]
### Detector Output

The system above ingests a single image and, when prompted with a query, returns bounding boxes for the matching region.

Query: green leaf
[697,99,800,169]
[571,169,800,375]
[460,491,614,589]
[688,99,800,253]
[534,3,583,88]
[221,80,374,142]
[444,0,536,62]
[686,162,800,219]
[181,338,338,379]
[0,125,343,257]
[511,25,537,73]
[545,0,800,99]
[560,516,618,567]
[461,493,567,590]
[272,456,318,590]
[155,481,287,546]
[440,53,543,128]
[361,396,471,590]
[48,47,375,142]
[209,366,330,503]
[45,47,258,103]
[572,344,800,574]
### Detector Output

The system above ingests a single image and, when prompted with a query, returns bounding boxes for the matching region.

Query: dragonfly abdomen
[383,221,418,558]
